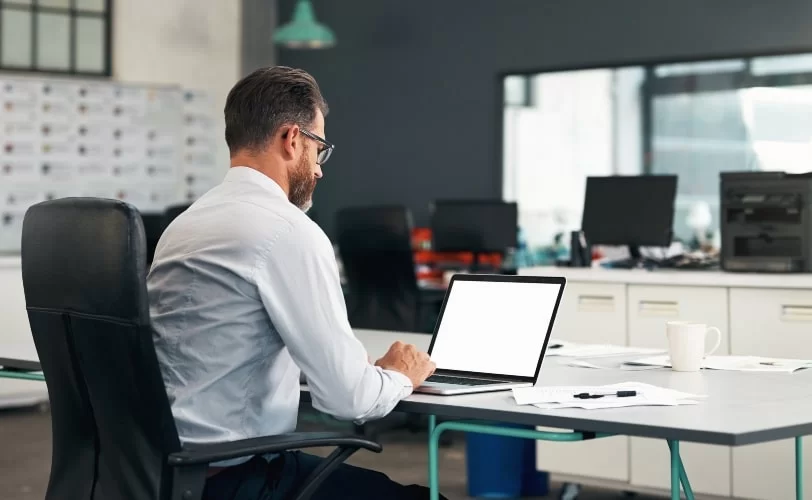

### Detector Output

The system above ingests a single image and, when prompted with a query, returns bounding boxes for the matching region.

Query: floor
[0,406,667,499]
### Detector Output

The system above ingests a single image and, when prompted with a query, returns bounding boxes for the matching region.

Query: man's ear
[278,124,300,161]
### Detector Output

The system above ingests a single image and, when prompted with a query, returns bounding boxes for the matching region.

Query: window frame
[0,0,112,76]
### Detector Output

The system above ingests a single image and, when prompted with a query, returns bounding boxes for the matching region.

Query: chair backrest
[336,205,420,331]
[21,198,180,500]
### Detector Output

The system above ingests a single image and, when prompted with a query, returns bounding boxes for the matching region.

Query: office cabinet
[627,285,732,496]
[552,282,626,346]
[627,285,730,354]
[730,287,812,500]
[733,439,812,500]
[729,287,812,358]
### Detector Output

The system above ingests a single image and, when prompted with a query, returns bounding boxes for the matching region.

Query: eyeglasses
[300,129,334,165]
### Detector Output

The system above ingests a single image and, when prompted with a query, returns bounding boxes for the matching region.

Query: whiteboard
[0,75,221,252]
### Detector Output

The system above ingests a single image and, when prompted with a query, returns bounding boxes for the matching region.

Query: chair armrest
[167,432,382,466]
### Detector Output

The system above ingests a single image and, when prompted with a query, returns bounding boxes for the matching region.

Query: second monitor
[581,175,677,261]
[431,200,518,267]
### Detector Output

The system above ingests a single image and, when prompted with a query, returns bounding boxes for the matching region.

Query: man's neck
[229,156,289,196]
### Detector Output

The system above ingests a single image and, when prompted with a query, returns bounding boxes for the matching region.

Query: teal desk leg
[669,440,681,500]
[428,416,441,500]
[797,436,803,500]
[667,440,694,500]
[427,420,613,500]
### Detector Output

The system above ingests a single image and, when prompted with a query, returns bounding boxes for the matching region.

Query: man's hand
[374,341,436,388]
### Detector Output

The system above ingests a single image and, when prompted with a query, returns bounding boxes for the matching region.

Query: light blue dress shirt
[147,166,412,464]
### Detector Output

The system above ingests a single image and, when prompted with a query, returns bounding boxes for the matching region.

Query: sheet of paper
[546,343,664,359]
[513,382,706,407]
[533,399,699,410]
[565,359,664,371]
[623,355,671,368]
[624,355,812,373]
[565,360,606,369]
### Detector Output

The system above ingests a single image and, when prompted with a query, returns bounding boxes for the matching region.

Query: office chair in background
[163,202,192,228]
[20,198,380,500]
[140,213,165,265]
[336,205,432,333]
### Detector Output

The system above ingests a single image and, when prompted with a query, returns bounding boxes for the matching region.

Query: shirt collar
[224,166,287,199]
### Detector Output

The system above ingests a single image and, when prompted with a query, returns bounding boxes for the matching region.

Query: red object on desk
[411,227,502,284]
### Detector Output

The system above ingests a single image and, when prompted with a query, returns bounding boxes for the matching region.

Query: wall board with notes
[0,75,222,252]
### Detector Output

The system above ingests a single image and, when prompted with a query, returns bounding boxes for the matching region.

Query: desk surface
[8,327,812,447]
[351,329,812,447]
[520,265,812,289]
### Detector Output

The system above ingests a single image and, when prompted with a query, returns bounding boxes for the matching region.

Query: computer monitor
[431,200,518,255]
[581,175,677,259]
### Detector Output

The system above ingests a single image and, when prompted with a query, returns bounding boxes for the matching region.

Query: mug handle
[705,327,722,357]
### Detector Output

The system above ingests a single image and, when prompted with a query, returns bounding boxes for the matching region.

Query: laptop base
[415,381,531,396]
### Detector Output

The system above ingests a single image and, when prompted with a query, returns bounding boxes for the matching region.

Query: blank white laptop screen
[430,280,561,377]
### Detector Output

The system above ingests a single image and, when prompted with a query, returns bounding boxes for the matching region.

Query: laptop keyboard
[425,375,502,386]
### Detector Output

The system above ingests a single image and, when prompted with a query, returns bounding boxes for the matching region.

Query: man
[147,66,441,499]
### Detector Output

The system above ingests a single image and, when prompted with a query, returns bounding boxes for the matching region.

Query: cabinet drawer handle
[781,305,812,322]
[638,300,679,317]
[577,295,615,312]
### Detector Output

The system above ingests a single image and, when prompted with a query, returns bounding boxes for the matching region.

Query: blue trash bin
[465,424,549,498]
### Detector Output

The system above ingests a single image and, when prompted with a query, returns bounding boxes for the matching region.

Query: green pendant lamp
[274,0,336,49]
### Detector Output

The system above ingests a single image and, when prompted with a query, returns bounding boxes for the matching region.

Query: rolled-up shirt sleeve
[254,223,412,423]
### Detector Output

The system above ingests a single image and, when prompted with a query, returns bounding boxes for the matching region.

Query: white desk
[350,329,812,500]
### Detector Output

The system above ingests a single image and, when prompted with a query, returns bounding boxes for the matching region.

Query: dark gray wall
[264,0,812,238]
[242,0,276,74]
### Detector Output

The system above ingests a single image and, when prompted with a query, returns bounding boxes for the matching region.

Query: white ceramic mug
[666,321,722,372]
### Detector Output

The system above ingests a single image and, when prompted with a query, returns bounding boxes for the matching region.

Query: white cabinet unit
[552,282,626,346]
[729,287,812,500]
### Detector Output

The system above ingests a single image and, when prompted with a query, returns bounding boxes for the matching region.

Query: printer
[720,171,812,272]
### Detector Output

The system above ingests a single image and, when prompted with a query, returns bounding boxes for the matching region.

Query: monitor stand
[628,245,642,262]
[605,245,646,269]
[469,252,499,274]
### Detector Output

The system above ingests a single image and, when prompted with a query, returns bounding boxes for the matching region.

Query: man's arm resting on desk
[256,224,433,423]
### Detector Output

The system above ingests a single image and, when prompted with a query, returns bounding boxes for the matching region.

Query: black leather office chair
[20,198,380,500]
[336,205,430,332]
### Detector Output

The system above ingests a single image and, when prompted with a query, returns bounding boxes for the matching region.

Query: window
[502,68,643,249]
[503,51,812,254]
[647,53,812,244]
[0,0,110,75]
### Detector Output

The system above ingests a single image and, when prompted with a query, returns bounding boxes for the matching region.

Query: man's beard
[288,151,317,212]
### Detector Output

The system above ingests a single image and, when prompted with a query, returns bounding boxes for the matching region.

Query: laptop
[416,274,566,395]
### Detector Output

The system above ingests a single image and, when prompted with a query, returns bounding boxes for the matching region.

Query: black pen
[573,390,637,399]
